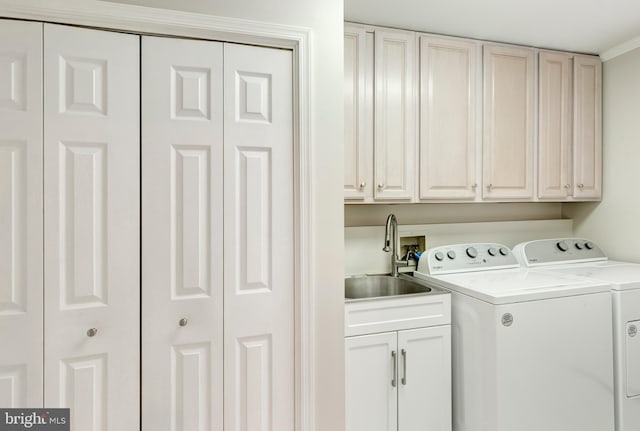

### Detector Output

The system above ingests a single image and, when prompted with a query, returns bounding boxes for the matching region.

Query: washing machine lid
[532,261,640,292]
[418,267,612,304]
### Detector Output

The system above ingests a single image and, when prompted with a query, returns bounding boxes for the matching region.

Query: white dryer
[513,238,640,431]
[414,243,615,431]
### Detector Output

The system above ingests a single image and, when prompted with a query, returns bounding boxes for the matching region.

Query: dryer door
[626,320,640,397]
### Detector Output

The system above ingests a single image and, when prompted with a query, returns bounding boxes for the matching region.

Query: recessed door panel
[0,19,43,408]
[61,355,107,431]
[44,24,139,430]
[224,43,294,431]
[141,35,223,431]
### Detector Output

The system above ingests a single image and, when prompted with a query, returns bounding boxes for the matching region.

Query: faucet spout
[382,214,405,277]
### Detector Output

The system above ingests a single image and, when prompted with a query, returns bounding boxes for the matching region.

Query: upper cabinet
[482,44,535,200]
[343,22,602,204]
[419,36,479,200]
[537,52,602,200]
[538,51,573,199]
[572,55,602,200]
[344,24,416,202]
[374,28,416,200]
[344,24,373,199]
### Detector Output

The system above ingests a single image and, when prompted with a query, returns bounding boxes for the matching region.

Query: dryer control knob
[447,250,456,260]
[434,251,445,261]
[488,247,498,256]
[499,247,509,256]
[575,242,583,250]
[556,241,569,252]
[466,247,478,258]
[585,241,594,250]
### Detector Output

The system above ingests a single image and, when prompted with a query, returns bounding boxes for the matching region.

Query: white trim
[600,35,640,61]
[0,1,315,430]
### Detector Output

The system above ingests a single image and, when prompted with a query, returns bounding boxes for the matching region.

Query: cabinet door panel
[419,36,477,200]
[346,333,398,431]
[141,36,224,431]
[44,24,139,430]
[483,45,535,200]
[538,51,572,199]
[344,25,373,199]
[375,29,415,200]
[573,55,602,199]
[224,43,294,431]
[0,18,43,408]
[398,326,451,431]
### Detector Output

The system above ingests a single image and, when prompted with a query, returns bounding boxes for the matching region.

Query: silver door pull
[391,350,397,387]
[179,318,188,327]
[86,328,98,337]
[401,349,407,385]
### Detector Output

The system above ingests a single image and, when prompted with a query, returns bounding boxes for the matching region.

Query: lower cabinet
[345,326,452,431]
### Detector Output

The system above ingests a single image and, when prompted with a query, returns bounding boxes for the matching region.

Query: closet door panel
[0,19,43,408]
[224,43,294,431]
[141,36,224,431]
[43,24,139,430]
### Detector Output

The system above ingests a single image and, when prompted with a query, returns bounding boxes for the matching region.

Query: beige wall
[106,0,345,429]
[563,48,640,262]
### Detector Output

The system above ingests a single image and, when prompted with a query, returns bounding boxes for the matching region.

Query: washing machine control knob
[585,241,594,250]
[575,242,583,250]
[499,247,509,256]
[447,250,456,260]
[556,241,569,252]
[466,247,478,258]
[434,251,445,261]
[488,247,498,256]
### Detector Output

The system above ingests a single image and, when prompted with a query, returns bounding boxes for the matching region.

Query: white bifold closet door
[142,36,294,431]
[43,24,140,430]
[141,36,225,431]
[0,19,43,408]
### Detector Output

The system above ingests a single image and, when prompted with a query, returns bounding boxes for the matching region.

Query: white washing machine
[513,238,640,431]
[414,243,615,431]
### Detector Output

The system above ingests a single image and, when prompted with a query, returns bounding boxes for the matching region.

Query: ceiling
[344,0,640,57]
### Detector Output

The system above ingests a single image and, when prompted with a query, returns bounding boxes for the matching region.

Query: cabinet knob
[377,183,385,190]
[564,184,571,189]
[578,183,584,189]
[359,181,366,189]
[471,183,478,190]
[486,184,493,191]
[179,318,189,327]
[86,328,98,337]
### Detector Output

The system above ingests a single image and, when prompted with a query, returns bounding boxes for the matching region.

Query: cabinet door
[419,36,477,200]
[346,333,398,431]
[483,44,535,200]
[538,51,572,199]
[0,19,43,408]
[344,25,373,199]
[141,36,224,431]
[223,44,295,431]
[375,29,415,200]
[43,24,139,430]
[398,326,451,431]
[573,55,602,199]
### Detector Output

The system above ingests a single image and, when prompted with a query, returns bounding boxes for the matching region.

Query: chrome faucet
[382,214,409,277]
